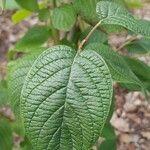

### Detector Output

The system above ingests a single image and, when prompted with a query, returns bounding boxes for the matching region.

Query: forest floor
[0,3,150,150]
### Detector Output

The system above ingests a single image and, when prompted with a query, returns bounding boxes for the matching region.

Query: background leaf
[126,38,150,54]
[0,120,13,150]
[85,43,142,87]
[100,96,116,150]
[12,9,32,24]
[80,28,108,45]
[122,56,150,91]
[125,0,143,8]
[0,80,8,105]
[15,0,39,11]
[73,0,99,22]
[52,4,77,31]
[7,50,43,115]
[7,49,44,135]
[38,8,50,22]
[0,0,19,9]
[15,26,50,51]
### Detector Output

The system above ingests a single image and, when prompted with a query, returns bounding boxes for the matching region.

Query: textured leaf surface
[52,4,77,31]
[7,51,44,135]
[85,43,142,86]
[15,0,39,11]
[96,1,150,37]
[8,51,43,114]
[21,45,113,149]
[15,26,50,51]
[125,0,143,8]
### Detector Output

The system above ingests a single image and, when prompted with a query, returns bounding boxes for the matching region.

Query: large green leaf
[21,45,113,149]
[96,1,150,37]
[124,57,150,82]
[52,4,77,31]
[15,26,50,52]
[15,0,39,11]
[85,43,142,86]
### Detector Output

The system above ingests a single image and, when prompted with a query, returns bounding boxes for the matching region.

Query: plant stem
[52,0,56,7]
[117,36,139,51]
[51,0,59,45]
[78,20,102,51]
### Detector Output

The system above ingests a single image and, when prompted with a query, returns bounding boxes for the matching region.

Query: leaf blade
[21,45,113,149]
[85,43,142,86]
[15,0,39,11]
[96,1,150,37]
[52,4,77,31]
[15,26,50,51]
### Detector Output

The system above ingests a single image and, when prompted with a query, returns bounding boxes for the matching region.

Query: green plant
[0,0,150,149]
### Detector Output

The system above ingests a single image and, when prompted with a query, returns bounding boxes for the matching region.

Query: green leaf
[73,0,99,22]
[80,28,108,45]
[100,95,116,150]
[99,123,116,150]
[0,0,6,10]
[125,0,143,8]
[15,0,39,11]
[73,0,125,22]
[123,57,150,82]
[12,9,32,24]
[85,43,142,86]
[21,45,113,149]
[126,38,150,54]
[73,0,125,33]
[0,0,19,9]
[52,4,77,31]
[7,50,44,135]
[0,80,8,105]
[0,120,13,150]
[38,8,50,22]
[7,50,43,116]
[15,26,50,51]
[96,1,150,37]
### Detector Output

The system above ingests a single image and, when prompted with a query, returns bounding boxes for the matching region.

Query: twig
[50,0,59,45]
[117,36,139,51]
[78,20,102,51]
